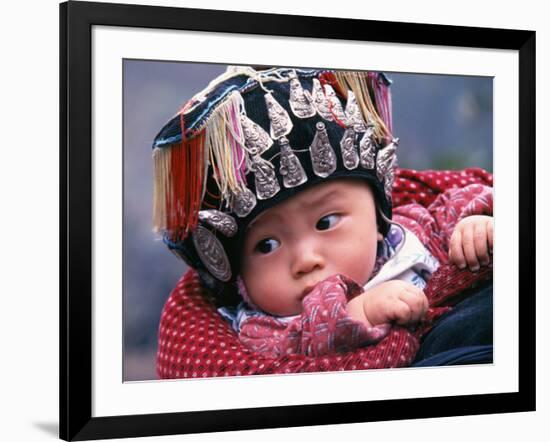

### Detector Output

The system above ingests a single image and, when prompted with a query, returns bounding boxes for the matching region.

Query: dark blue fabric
[412,283,493,366]
[412,345,493,367]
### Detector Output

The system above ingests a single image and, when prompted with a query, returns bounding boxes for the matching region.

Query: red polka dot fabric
[156,168,493,379]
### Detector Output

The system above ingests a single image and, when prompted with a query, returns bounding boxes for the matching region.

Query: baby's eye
[316,214,341,231]
[255,238,280,254]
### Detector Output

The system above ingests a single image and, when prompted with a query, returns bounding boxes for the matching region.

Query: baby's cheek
[333,239,378,285]
[241,260,291,310]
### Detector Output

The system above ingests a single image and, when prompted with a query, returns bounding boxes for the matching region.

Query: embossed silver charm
[198,210,237,237]
[192,225,232,281]
[278,137,307,188]
[376,138,399,199]
[249,154,280,200]
[240,113,273,155]
[311,78,333,121]
[309,122,337,178]
[359,125,377,169]
[231,187,257,218]
[288,71,316,119]
[265,93,293,139]
[344,91,368,132]
[339,127,360,170]
[323,84,347,123]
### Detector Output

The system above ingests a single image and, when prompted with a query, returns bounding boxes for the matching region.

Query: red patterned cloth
[240,275,390,358]
[156,168,493,379]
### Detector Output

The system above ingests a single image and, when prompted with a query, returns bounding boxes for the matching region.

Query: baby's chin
[252,298,303,317]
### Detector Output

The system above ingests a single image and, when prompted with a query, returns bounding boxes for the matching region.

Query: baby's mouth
[301,284,317,298]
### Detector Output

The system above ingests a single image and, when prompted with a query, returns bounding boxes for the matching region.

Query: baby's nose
[291,241,325,277]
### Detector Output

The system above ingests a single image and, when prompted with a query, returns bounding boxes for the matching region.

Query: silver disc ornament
[192,225,232,282]
[198,210,237,237]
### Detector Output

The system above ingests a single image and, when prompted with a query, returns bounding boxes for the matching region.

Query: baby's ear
[377,232,384,241]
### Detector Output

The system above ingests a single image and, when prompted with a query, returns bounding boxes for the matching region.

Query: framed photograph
[60,0,535,440]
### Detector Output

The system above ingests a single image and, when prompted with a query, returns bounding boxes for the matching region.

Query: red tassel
[165,111,206,242]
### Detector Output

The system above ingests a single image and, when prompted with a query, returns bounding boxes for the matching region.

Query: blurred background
[123,61,493,381]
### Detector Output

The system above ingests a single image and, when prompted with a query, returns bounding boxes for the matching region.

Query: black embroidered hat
[152,66,398,290]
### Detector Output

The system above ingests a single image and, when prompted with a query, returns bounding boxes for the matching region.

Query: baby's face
[241,179,382,316]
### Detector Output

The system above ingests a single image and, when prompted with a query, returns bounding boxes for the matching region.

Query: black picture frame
[60,1,536,440]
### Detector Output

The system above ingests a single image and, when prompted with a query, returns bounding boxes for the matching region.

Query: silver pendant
[265,93,293,139]
[198,210,237,237]
[309,122,337,178]
[384,168,395,201]
[340,127,359,170]
[311,78,333,121]
[345,91,368,132]
[288,71,316,119]
[240,113,273,155]
[359,126,377,169]
[193,225,232,282]
[278,137,307,188]
[323,84,347,123]
[231,187,257,218]
[250,154,280,200]
[376,139,398,199]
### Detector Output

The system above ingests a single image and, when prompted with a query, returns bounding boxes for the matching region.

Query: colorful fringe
[153,92,247,241]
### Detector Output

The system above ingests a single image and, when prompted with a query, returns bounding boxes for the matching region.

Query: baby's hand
[449,215,493,272]
[363,280,428,327]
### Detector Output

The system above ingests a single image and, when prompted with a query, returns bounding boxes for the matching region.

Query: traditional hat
[152,66,398,291]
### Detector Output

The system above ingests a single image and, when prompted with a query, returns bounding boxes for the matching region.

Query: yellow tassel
[334,71,391,143]
[152,146,171,233]
[204,92,248,201]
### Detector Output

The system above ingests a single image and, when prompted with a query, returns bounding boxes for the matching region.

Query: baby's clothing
[218,183,492,358]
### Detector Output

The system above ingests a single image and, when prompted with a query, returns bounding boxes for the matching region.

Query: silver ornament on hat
[278,137,307,188]
[311,78,333,121]
[192,225,232,282]
[265,92,293,139]
[249,154,280,200]
[323,84,347,123]
[344,91,368,132]
[198,210,237,237]
[339,127,360,170]
[240,113,273,155]
[231,187,257,218]
[288,71,316,119]
[359,125,377,169]
[376,138,399,199]
[309,122,337,178]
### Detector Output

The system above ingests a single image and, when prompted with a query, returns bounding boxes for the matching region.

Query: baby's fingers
[461,224,481,271]
[487,218,494,253]
[449,228,466,269]
[474,221,490,266]
[386,300,412,325]
[399,289,428,324]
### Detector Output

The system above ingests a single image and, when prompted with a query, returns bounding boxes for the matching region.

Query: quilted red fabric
[156,168,493,379]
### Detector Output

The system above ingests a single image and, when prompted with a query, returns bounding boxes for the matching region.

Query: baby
[230,178,492,357]
[152,65,493,360]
